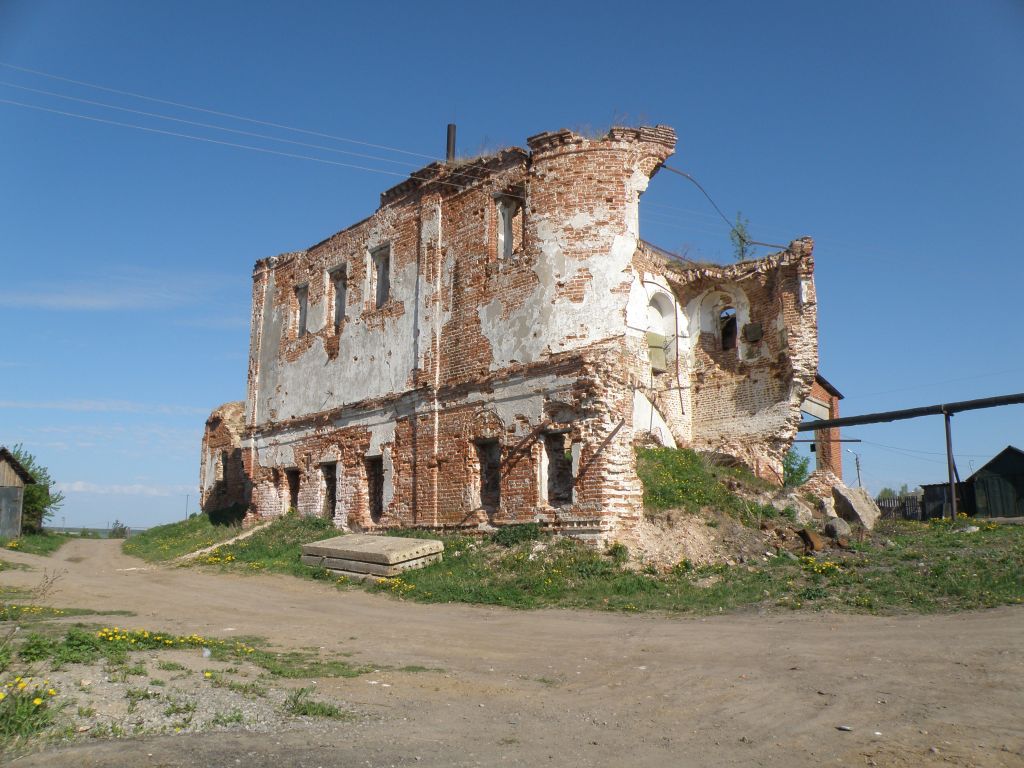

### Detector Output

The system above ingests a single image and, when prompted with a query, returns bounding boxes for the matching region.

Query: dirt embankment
[2,539,1023,768]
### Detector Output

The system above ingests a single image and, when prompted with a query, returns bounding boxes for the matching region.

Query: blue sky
[1,1,1022,528]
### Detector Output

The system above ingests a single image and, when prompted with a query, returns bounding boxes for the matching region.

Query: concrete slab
[301,534,443,566]
[300,552,442,577]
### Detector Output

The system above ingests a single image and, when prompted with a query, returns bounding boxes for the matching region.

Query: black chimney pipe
[446,123,456,163]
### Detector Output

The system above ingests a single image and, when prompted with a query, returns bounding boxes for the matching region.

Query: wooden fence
[876,495,923,521]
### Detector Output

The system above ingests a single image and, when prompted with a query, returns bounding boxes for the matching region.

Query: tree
[878,487,898,500]
[782,448,810,487]
[10,444,64,534]
[730,211,756,262]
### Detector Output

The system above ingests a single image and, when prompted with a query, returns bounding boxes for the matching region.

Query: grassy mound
[636,447,790,524]
[123,514,243,561]
[373,520,1024,614]
[193,513,336,578]
[1,532,72,556]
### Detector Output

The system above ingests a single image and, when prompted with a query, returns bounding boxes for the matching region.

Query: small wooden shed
[0,447,36,539]
[965,446,1024,518]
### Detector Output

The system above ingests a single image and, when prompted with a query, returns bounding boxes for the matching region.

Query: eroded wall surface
[199,401,250,513]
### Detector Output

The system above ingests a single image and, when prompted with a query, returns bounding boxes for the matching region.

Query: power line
[661,164,786,250]
[0,61,440,161]
[641,200,727,223]
[0,80,418,169]
[0,97,523,198]
[846,367,1024,400]
[861,440,990,459]
[0,97,410,175]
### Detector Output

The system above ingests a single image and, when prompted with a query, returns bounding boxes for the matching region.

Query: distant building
[964,446,1024,518]
[0,447,36,539]
[802,373,843,480]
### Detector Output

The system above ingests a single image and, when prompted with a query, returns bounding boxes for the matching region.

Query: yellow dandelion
[48,689,56,696]
[32,697,43,706]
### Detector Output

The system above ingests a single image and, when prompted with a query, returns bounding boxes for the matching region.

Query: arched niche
[644,287,684,375]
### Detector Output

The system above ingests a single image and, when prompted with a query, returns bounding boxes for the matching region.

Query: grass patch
[219,647,370,679]
[362,520,1024,615]
[123,514,242,562]
[636,447,789,524]
[0,604,132,622]
[217,679,266,698]
[0,674,62,751]
[1,532,72,557]
[283,687,352,719]
[196,513,336,578]
[211,709,244,726]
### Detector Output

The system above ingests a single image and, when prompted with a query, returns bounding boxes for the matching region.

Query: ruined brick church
[201,125,822,540]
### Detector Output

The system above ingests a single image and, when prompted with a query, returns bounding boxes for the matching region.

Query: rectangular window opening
[365,456,384,523]
[294,285,309,337]
[321,462,337,520]
[330,268,347,332]
[371,245,390,309]
[475,440,501,515]
[496,197,523,259]
[544,433,574,507]
[285,468,300,512]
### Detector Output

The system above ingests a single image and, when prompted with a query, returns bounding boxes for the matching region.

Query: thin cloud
[56,481,193,497]
[174,314,250,330]
[0,270,233,311]
[0,399,208,415]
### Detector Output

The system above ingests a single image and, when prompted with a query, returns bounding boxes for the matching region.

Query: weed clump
[491,523,543,547]
[283,686,351,719]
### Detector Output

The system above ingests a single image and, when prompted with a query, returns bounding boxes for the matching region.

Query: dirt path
[3,539,1023,767]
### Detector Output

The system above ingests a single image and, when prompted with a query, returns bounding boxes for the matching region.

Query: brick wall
[207,125,820,541]
[199,401,250,513]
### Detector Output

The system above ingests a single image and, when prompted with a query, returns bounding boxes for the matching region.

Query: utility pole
[944,409,958,519]
[184,494,189,521]
[845,448,863,488]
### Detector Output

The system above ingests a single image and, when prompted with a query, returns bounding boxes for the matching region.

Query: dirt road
[3,539,1023,767]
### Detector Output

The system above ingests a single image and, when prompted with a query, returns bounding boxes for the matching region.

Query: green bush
[17,634,55,663]
[606,542,629,566]
[491,523,543,547]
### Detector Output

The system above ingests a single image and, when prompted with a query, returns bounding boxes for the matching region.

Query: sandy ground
[2,538,1023,767]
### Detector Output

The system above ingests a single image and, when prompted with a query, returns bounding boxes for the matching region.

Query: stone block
[833,485,881,530]
[824,517,851,539]
[301,533,443,565]
[300,552,442,576]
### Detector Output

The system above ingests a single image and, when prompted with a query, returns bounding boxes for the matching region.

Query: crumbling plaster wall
[664,241,818,482]
[239,127,677,535]
[226,123,816,538]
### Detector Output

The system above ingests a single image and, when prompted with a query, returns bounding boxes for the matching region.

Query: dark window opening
[544,433,574,507]
[372,246,390,309]
[285,469,300,512]
[720,306,737,351]
[295,285,309,337]
[475,440,501,515]
[321,462,337,520]
[330,268,347,331]
[365,456,384,523]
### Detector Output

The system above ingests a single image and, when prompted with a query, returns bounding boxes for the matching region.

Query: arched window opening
[646,292,675,374]
[720,307,737,351]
